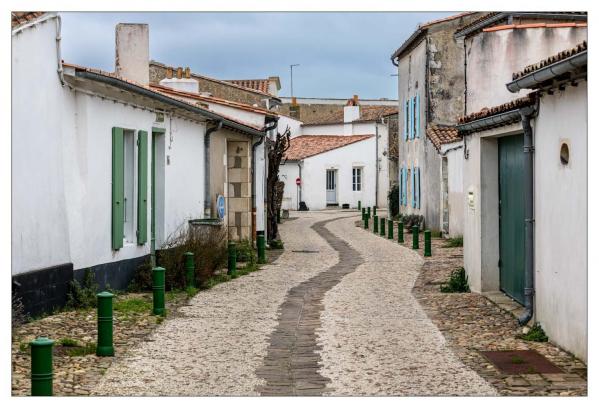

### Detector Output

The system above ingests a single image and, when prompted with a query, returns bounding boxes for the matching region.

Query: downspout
[55,14,65,86]
[297,161,302,210]
[204,121,222,218]
[375,122,379,207]
[518,104,537,326]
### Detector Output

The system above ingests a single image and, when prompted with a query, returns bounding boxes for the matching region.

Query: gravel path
[93,212,340,396]
[317,214,497,395]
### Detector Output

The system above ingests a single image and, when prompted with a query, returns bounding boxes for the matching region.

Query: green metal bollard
[398,221,404,243]
[152,267,166,316]
[364,216,369,229]
[373,215,379,234]
[228,241,237,275]
[367,207,371,219]
[30,337,54,396]
[424,230,432,257]
[277,208,281,224]
[361,207,366,221]
[412,225,419,250]
[257,232,266,264]
[380,217,386,236]
[184,252,195,289]
[358,200,361,211]
[373,206,377,217]
[388,219,394,240]
[96,291,115,356]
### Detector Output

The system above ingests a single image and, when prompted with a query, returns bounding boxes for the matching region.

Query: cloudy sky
[60,12,455,99]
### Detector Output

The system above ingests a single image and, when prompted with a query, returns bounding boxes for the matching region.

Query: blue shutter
[402,167,407,205]
[402,167,406,205]
[411,166,415,207]
[403,101,407,140]
[409,98,413,140]
[404,100,409,141]
[416,167,421,209]
[416,94,420,138]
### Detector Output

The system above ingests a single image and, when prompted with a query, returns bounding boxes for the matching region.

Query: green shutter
[112,127,125,250]
[137,130,148,244]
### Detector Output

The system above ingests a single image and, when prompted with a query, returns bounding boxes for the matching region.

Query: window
[352,167,362,191]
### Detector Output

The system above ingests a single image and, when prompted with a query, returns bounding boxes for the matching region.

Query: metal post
[152,267,166,316]
[424,230,432,257]
[380,217,386,236]
[361,207,366,221]
[30,337,54,396]
[257,231,266,264]
[277,208,281,224]
[373,215,379,234]
[373,206,377,217]
[412,225,419,250]
[358,200,361,211]
[388,219,394,240]
[364,216,369,229]
[96,291,114,356]
[290,63,300,97]
[184,252,195,289]
[228,241,237,275]
[367,207,371,219]
[398,221,404,243]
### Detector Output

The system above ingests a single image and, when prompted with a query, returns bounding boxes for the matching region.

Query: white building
[458,26,587,362]
[280,135,375,211]
[11,14,272,315]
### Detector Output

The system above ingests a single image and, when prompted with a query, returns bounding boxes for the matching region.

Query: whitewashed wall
[533,85,587,362]
[293,138,376,210]
[277,115,303,138]
[279,162,300,211]
[440,143,464,237]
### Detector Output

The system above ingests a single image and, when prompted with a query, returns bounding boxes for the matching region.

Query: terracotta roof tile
[455,12,503,34]
[426,125,461,151]
[285,135,373,161]
[11,11,45,28]
[420,12,478,28]
[458,94,537,125]
[483,22,587,32]
[303,105,398,125]
[225,79,270,94]
[512,41,587,80]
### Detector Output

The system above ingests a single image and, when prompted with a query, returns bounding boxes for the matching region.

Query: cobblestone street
[93,210,500,396]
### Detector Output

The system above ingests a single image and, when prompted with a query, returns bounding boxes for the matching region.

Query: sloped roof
[225,79,271,94]
[426,125,461,151]
[512,41,587,80]
[302,105,398,125]
[11,11,45,28]
[285,135,373,161]
[457,94,537,125]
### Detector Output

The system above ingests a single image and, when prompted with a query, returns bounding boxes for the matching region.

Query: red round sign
[295,177,301,186]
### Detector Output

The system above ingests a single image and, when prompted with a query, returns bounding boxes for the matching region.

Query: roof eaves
[391,27,426,62]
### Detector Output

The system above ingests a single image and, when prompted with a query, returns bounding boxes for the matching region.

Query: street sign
[217,195,226,219]
[296,177,301,186]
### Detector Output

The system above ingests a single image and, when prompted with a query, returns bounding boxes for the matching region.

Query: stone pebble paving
[317,213,497,395]
[93,211,340,396]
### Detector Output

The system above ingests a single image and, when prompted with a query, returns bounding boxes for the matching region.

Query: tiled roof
[426,125,461,150]
[225,79,270,94]
[512,41,587,80]
[420,12,478,28]
[150,84,277,117]
[483,22,587,33]
[11,11,45,28]
[458,94,537,125]
[284,135,373,161]
[303,105,398,125]
[454,12,502,34]
[62,62,265,133]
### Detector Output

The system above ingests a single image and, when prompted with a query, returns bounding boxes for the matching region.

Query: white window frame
[352,167,362,192]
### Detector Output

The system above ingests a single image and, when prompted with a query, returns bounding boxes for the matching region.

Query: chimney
[344,95,360,123]
[289,97,300,119]
[115,23,149,85]
[159,66,200,94]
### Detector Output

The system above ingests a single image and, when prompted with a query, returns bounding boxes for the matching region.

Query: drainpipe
[55,14,65,86]
[204,121,222,218]
[518,105,537,326]
[375,122,379,207]
[298,160,303,209]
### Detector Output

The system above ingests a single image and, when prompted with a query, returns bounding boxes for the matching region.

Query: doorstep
[483,291,529,325]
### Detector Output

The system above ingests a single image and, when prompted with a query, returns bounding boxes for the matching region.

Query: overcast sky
[60,12,455,99]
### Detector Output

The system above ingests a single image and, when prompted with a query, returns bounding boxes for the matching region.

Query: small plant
[19,342,30,353]
[388,184,399,218]
[58,338,80,347]
[11,293,28,329]
[440,267,470,293]
[114,297,152,314]
[200,274,230,290]
[520,323,549,342]
[156,316,165,325]
[67,342,96,357]
[431,230,443,238]
[268,239,284,250]
[511,355,525,364]
[185,286,198,298]
[444,236,463,248]
[66,268,99,309]
[236,239,257,266]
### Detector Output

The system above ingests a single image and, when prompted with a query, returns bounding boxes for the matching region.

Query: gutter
[390,28,425,65]
[74,70,266,138]
[506,51,587,92]
[456,109,522,134]
[204,121,223,217]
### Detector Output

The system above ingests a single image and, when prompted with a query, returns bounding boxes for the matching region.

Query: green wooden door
[498,134,525,304]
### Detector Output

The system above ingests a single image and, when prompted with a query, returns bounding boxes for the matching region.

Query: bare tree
[266,126,291,242]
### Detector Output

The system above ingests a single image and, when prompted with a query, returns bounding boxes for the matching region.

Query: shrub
[520,323,549,342]
[11,293,28,329]
[268,239,284,250]
[388,184,400,218]
[156,223,227,290]
[431,229,443,238]
[236,239,256,266]
[444,236,464,248]
[128,261,153,292]
[440,267,470,293]
[401,214,425,231]
[58,338,80,347]
[66,268,98,309]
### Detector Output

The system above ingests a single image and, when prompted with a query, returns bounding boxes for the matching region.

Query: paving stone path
[255,216,362,395]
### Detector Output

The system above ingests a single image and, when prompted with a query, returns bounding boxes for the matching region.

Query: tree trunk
[266,127,291,242]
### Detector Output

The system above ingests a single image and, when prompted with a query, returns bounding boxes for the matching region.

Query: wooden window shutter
[411,165,415,208]
[416,94,420,138]
[400,167,404,205]
[409,98,413,140]
[416,167,421,209]
[404,100,409,141]
[137,130,148,244]
[112,127,125,250]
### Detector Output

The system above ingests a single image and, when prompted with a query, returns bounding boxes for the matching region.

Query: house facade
[457,12,587,360]
[11,16,271,315]
[391,12,481,233]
